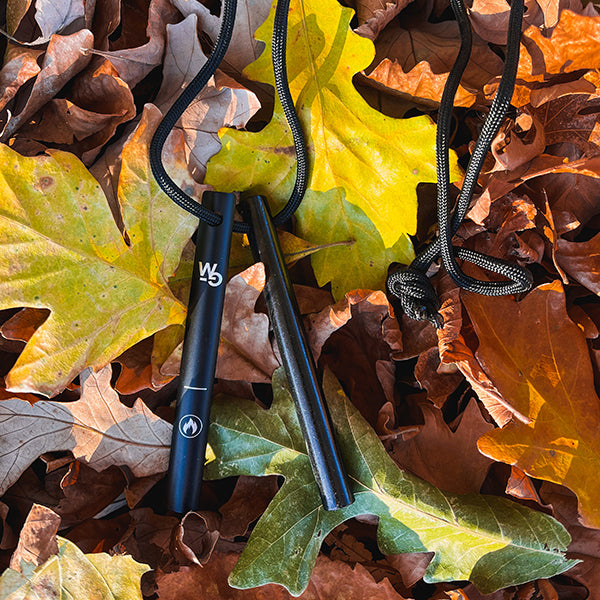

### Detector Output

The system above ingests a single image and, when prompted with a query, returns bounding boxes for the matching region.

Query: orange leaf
[519,10,600,83]
[465,281,600,528]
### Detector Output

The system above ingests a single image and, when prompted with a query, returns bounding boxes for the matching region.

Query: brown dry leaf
[437,283,523,426]
[476,153,600,240]
[469,0,585,45]
[218,475,279,539]
[314,291,393,426]
[530,169,600,228]
[171,512,221,566]
[1,308,50,344]
[9,504,60,571]
[505,465,543,503]
[465,281,600,528]
[113,337,156,395]
[480,94,600,188]
[385,552,433,589]
[0,44,43,117]
[91,0,120,51]
[353,0,414,41]
[0,365,171,497]
[555,232,600,294]
[94,0,179,88]
[414,347,464,408]
[540,482,600,598]
[306,289,389,359]
[6,0,34,36]
[65,513,131,554]
[526,72,600,109]
[363,61,480,109]
[364,19,503,107]
[54,462,127,529]
[0,500,17,550]
[217,263,280,383]
[539,198,570,285]
[155,552,409,599]
[7,0,85,44]
[383,311,438,361]
[19,58,136,164]
[445,579,560,600]
[117,507,180,569]
[533,95,600,157]
[170,0,272,79]
[469,0,531,45]
[0,29,94,141]
[489,116,546,173]
[28,0,86,44]
[388,399,495,494]
[155,14,261,182]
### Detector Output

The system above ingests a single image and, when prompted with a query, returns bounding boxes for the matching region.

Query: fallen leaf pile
[1,0,600,598]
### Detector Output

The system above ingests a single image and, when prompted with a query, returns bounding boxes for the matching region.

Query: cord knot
[386,266,443,329]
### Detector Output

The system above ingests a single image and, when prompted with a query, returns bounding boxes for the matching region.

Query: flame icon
[178,415,203,438]
[182,419,197,435]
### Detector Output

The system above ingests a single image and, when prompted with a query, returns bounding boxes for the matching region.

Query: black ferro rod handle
[167,191,236,514]
[240,195,354,511]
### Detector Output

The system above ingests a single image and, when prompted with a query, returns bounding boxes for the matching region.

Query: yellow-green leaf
[205,0,460,297]
[0,105,198,395]
[205,368,576,595]
[0,536,149,600]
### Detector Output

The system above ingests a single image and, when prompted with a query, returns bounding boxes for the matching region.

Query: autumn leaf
[154,14,261,182]
[364,17,503,108]
[518,10,600,83]
[463,281,600,529]
[0,105,201,394]
[205,367,575,595]
[1,535,149,600]
[6,0,85,45]
[216,264,281,382]
[155,264,281,384]
[170,0,272,79]
[0,44,42,117]
[555,232,600,295]
[353,0,413,41]
[0,30,94,141]
[388,399,495,495]
[156,552,410,599]
[205,0,458,297]
[92,0,179,89]
[18,58,137,164]
[0,365,171,497]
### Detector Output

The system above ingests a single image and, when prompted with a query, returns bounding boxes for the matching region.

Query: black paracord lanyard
[386,0,533,328]
[150,0,353,514]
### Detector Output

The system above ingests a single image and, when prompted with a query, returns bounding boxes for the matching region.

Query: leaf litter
[1,0,600,598]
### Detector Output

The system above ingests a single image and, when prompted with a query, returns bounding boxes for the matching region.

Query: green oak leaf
[205,368,576,595]
[0,536,149,599]
[205,0,460,297]
[0,106,197,395]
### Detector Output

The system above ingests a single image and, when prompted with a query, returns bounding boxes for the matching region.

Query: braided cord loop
[387,0,532,327]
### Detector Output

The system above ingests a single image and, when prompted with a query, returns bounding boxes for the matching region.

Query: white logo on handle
[199,262,223,287]
[179,414,203,438]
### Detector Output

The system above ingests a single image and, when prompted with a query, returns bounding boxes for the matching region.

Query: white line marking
[184,385,208,391]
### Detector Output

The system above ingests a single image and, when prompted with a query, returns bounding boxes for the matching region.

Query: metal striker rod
[240,195,354,511]
[166,191,236,514]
